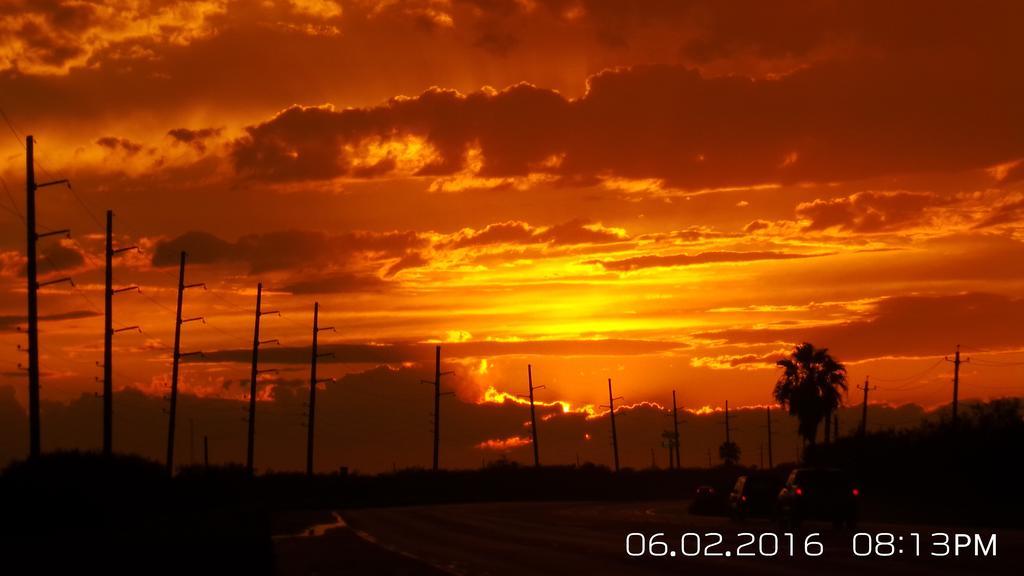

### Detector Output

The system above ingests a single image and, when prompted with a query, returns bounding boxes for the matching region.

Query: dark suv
[729,473,782,520]
[776,468,858,528]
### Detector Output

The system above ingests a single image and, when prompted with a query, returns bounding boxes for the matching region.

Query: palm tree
[774,342,848,446]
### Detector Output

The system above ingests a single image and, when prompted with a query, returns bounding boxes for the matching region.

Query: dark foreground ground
[274,501,1024,576]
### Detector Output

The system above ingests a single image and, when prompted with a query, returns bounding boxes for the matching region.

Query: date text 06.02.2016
[625,532,998,559]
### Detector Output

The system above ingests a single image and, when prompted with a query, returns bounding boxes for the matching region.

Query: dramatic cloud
[195,338,686,367]
[231,55,1024,188]
[280,272,388,295]
[0,0,229,75]
[166,127,223,153]
[796,191,949,233]
[151,229,426,274]
[973,194,1024,230]
[447,219,626,248]
[95,136,143,155]
[0,1,1021,475]
[696,293,1024,361]
[589,250,825,272]
[0,309,100,331]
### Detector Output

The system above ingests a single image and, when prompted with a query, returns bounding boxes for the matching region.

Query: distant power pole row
[15,140,970,471]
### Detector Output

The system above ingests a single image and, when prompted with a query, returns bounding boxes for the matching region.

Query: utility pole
[246,282,280,476]
[857,376,876,437]
[602,378,622,472]
[166,251,203,475]
[24,135,71,458]
[945,345,968,427]
[423,345,454,471]
[307,302,335,477]
[523,364,544,467]
[671,390,681,469]
[102,210,138,456]
[433,346,441,471]
[765,406,773,469]
[724,400,731,444]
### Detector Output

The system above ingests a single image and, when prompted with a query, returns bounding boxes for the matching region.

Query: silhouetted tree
[718,441,740,465]
[774,342,847,446]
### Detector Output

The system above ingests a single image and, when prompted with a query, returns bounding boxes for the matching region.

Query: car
[729,473,782,520]
[776,467,859,528]
[689,484,728,515]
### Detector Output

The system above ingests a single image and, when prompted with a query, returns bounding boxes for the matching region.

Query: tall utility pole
[724,400,731,444]
[671,390,681,469]
[307,302,335,477]
[945,345,968,427]
[603,378,622,472]
[246,282,279,476]
[166,251,203,475]
[765,406,773,469]
[24,135,71,458]
[857,376,875,437]
[432,346,441,471]
[423,346,454,471]
[102,210,138,456]
[524,364,545,467]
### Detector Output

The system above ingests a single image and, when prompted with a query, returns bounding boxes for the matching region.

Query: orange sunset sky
[0,1,1022,472]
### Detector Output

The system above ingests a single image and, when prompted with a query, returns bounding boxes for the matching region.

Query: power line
[0,174,25,223]
[971,358,1024,367]
[872,357,945,383]
[0,106,27,148]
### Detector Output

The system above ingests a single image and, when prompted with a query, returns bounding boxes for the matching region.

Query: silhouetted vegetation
[718,440,740,465]
[805,398,1024,527]
[1,398,1018,574]
[0,452,272,575]
[774,342,848,444]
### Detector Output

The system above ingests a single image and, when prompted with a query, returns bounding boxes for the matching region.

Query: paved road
[274,501,1021,576]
